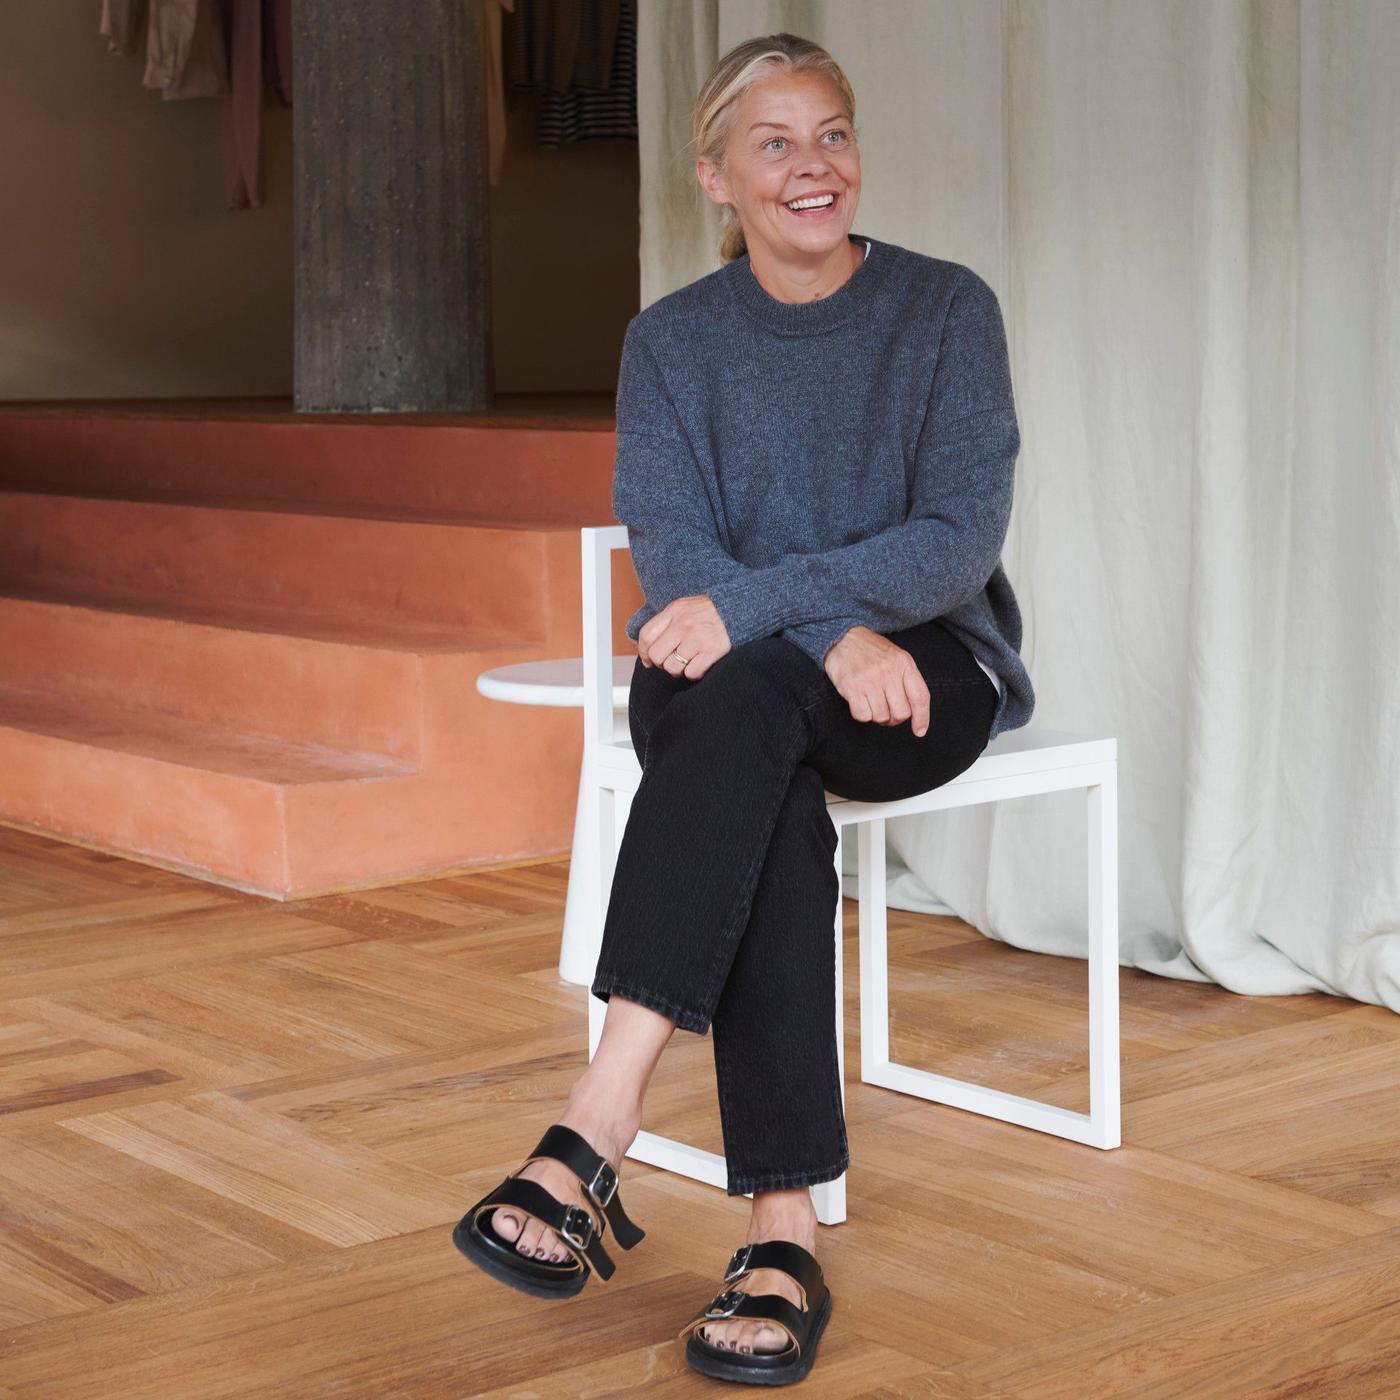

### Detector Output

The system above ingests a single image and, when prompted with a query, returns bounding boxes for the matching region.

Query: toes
[753,1322,787,1353]
[736,1322,760,1354]
[491,1208,522,1243]
[515,1216,545,1256]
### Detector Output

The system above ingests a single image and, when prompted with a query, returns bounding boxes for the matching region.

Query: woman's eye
[763,130,848,153]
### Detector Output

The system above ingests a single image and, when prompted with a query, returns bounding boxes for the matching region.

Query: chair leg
[559,754,600,986]
[1087,764,1122,1148]
[812,820,850,1226]
[857,817,889,1082]
[585,775,614,1063]
[855,771,1122,1149]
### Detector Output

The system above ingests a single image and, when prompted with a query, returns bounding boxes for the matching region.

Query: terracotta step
[0,407,643,895]
[0,407,616,523]
[0,685,414,782]
[0,586,534,760]
[0,684,418,894]
[0,490,561,636]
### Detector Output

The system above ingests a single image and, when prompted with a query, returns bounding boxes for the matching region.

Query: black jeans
[589,617,998,1196]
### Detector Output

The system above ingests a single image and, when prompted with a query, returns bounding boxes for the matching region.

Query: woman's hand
[637,594,732,678]
[824,626,931,737]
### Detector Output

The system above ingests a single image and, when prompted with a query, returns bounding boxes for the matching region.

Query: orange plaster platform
[0,396,642,898]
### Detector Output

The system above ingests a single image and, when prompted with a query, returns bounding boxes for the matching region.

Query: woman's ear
[695,156,730,208]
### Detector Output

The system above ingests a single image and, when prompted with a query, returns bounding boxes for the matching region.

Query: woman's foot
[489,1085,641,1263]
[700,1187,817,1354]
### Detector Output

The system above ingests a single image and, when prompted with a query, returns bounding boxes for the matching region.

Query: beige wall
[0,2,639,401]
[492,89,641,395]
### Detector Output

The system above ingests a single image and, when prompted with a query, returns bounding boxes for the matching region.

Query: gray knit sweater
[612,231,1034,741]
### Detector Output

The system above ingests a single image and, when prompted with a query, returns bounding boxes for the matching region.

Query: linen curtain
[633,0,1400,1012]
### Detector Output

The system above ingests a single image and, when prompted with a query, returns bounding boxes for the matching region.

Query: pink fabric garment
[222,0,263,208]
[262,0,293,106]
[143,0,229,100]
[100,0,149,55]
[223,0,292,210]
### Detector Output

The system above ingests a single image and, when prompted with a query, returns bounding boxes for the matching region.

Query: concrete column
[293,0,491,412]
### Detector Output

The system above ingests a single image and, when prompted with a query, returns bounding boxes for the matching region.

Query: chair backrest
[580,524,1112,774]
[580,525,630,752]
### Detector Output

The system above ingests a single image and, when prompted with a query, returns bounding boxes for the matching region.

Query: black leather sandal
[677,1239,833,1386]
[451,1123,645,1299]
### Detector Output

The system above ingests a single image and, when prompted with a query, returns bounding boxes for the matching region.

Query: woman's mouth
[783,192,839,219]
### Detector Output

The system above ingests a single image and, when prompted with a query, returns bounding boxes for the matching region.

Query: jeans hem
[726,1155,850,1196]
[590,976,710,1036]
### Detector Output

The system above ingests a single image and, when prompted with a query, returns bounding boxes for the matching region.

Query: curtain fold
[634,0,1400,1012]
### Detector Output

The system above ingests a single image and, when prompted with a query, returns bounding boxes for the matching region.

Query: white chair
[580,525,1120,1227]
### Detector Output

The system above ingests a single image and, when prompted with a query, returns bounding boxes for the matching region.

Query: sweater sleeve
[611,318,750,637]
[705,269,1020,644]
[779,617,862,669]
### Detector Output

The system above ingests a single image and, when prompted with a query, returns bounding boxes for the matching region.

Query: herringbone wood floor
[2,823,1398,1397]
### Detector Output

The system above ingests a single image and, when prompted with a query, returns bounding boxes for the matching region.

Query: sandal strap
[720,1239,824,1307]
[675,1288,806,1355]
[475,1174,618,1280]
[522,1124,645,1250]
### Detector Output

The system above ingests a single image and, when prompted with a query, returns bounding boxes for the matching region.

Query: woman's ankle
[561,1078,641,1158]
[748,1187,818,1248]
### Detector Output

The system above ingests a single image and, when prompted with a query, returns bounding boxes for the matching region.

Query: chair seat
[595,727,1115,808]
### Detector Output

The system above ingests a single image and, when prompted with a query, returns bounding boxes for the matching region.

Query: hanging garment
[223,0,292,210]
[504,0,618,96]
[262,0,293,106]
[143,0,229,100]
[535,0,636,149]
[222,0,262,207]
[484,0,517,186]
[100,0,149,55]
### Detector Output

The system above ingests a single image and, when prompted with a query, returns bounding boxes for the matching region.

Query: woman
[454,32,1034,1387]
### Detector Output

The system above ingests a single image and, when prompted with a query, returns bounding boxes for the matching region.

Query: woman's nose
[791,142,834,176]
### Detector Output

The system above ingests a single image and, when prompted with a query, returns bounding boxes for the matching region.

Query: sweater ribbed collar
[722,231,894,336]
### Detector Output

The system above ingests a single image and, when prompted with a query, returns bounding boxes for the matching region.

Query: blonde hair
[692,33,858,264]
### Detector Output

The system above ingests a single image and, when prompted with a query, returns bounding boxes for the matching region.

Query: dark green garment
[504,0,620,95]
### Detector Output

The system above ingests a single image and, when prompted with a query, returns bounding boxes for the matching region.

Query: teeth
[786,194,835,210]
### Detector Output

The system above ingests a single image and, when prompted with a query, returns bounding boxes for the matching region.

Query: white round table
[476,656,636,985]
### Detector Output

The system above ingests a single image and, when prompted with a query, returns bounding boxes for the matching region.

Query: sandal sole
[684,1289,834,1386]
[451,1211,591,1300]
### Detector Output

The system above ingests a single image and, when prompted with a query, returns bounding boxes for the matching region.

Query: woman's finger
[864,676,891,725]
[904,669,931,737]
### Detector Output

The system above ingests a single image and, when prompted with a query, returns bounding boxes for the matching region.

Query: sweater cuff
[706,574,793,648]
[781,619,859,670]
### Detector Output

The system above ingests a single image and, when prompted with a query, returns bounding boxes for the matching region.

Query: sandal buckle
[587,1158,618,1208]
[705,1289,744,1319]
[559,1204,594,1249]
[724,1243,753,1281]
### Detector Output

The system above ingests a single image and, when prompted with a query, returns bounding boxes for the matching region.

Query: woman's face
[700,72,861,262]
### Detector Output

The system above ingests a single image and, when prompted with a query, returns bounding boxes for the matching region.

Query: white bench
[579,526,1121,1226]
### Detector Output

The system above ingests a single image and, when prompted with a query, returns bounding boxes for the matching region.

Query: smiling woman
[453,30,1033,1391]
